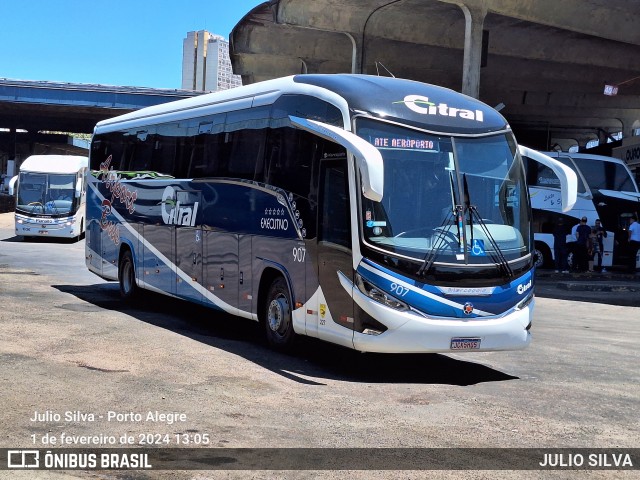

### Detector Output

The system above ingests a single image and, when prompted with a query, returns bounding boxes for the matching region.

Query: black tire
[533,242,551,269]
[118,249,139,301]
[264,277,296,349]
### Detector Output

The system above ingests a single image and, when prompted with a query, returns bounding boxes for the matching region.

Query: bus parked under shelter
[85,74,576,353]
[12,154,88,240]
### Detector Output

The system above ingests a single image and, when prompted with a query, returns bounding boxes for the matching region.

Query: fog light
[362,328,383,336]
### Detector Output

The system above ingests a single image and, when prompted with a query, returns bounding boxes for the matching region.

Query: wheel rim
[267,296,289,335]
[533,248,544,268]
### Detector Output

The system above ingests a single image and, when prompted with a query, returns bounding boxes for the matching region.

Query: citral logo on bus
[517,279,532,295]
[398,95,485,122]
[161,186,199,226]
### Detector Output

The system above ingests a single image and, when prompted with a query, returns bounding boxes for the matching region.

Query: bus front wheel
[264,277,296,349]
[118,250,138,301]
[533,242,551,269]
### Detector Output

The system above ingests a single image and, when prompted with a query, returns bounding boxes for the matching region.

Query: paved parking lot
[0,212,638,479]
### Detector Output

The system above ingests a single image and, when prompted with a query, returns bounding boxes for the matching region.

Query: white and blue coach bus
[13,154,88,240]
[85,74,576,353]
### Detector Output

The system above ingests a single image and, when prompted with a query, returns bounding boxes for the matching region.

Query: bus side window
[91,133,125,171]
[189,132,228,178]
[129,141,153,171]
[265,128,313,197]
[271,94,343,127]
[225,129,266,181]
[152,123,186,177]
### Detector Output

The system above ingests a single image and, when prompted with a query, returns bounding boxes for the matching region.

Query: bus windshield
[356,117,530,266]
[16,172,77,216]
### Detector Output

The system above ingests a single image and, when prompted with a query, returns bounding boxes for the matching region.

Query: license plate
[450,337,481,350]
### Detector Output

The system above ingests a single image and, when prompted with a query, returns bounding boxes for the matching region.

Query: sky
[0,0,264,89]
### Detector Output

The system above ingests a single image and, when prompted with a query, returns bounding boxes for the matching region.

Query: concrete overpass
[0,79,200,171]
[229,0,640,151]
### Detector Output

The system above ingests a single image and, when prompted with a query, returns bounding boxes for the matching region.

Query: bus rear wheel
[118,250,139,301]
[264,277,296,349]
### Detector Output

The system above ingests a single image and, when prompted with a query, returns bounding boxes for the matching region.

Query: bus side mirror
[519,145,577,212]
[8,175,18,196]
[289,115,384,202]
[75,177,83,198]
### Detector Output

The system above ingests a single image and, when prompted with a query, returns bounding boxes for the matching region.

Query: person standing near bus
[574,217,592,273]
[552,217,569,273]
[628,214,640,274]
[588,227,599,273]
[592,219,607,272]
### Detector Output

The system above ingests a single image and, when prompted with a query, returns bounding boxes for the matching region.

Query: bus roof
[95,74,508,136]
[19,155,88,174]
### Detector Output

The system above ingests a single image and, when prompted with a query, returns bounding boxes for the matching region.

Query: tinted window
[226,129,266,180]
[271,95,343,127]
[524,156,586,194]
[90,132,127,171]
[225,106,270,132]
[188,132,228,178]
[265,128,315,197]
[91,96,342,183]
[129,133,154,171]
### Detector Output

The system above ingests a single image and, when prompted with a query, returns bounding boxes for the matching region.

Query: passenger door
[315,160,354,343]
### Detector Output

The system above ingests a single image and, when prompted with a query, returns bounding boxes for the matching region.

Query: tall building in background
[182,30,242,92]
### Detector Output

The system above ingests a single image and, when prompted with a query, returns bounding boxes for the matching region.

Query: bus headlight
[355,273,408,312]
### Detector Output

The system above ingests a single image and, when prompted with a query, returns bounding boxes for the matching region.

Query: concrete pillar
[345,32,364,74]
[458,2,487,98]
[620,115,639,139]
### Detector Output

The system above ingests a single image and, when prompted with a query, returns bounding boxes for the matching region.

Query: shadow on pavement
[53,282,519,387]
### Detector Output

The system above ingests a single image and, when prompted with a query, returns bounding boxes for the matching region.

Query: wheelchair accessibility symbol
[471,239,486,256]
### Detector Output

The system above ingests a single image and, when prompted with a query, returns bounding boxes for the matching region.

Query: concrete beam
[484,0,640,46]
[230,0,640,147]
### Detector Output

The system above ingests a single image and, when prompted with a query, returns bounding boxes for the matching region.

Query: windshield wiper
[417,171,460,276]
[463,173,513,278]
[417,210,457,276]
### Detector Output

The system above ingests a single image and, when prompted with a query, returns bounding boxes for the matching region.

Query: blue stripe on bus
[358,259,533,318]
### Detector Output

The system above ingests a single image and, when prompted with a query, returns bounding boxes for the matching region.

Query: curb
[555,281,640,293]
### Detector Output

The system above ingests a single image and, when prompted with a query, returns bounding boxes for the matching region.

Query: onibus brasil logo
[396,94,485,122]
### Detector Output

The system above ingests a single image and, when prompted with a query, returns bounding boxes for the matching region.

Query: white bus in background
[523,150,640,269]
[11,155,89,240]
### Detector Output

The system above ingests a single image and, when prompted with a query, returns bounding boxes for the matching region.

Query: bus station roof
[0,79,201,134]
[229,0,640,149]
